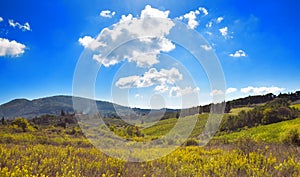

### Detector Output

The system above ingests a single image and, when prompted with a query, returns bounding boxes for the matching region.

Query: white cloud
[0,38,26,57]
[116,67,183,89]
[200,44,212,51]
[8,20,31,31]
[182,10,200,29]
[100,10,116,18]
[154,84,169,93]
[219,27,228,37]
[120,14,133,22]
[229,50,247,58]
[199,7,208,16]
[241,86,285,95]
[82,5,175,68]
[210,89,225,96]
[206,21,213,28]
[169,86,200,97]
[140,5,170,18]
[0,17,3,22]
[216,17,224,23]
[226,87,237,94]
[78,36,106,50]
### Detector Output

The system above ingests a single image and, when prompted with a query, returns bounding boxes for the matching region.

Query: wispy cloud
[241,86,285,95]
[100,10,116,18]
[0,38,26,57]
[229,50,247,58]
[210,89,225,96]
[200,44,212,51]
[169,86,200,97]
[8,20,31,31]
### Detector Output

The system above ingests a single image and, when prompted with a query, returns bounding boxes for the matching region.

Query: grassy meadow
[1,112,300,176]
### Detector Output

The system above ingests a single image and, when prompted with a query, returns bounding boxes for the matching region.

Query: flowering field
[1,121,300,177]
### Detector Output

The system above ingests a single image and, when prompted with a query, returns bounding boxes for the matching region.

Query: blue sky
[0,0,300,108]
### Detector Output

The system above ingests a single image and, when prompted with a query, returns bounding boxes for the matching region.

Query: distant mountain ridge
[1,91,299,119]
[0,96,131,119]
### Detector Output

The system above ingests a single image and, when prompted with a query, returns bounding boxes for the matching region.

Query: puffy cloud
[219,27,228,37]
[200,44,212,51]
[216,17,224,23]
[100,10,116,18]
[182,10,200,29]
[229,50,247,58]
[0,17,3,22]
[226,87,237,94]
[81,5,175,68]
[0,38,26,57]
[199,7,208,16]
[141,5,170,18]
[169,86,200,97]
[115,67,183,89]
[78,36,106,50]
[241,86,285,95]
[120,14,133,22]
[8,20,31,31]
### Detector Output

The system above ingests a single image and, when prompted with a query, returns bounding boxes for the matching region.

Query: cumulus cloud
[116,67,183,89]
[0,17,3,22]
[241,86,285,95]
[169,86,200,97]
[199,7,208,16]
[141,5,170,18]
[200,44,212,51]
[78,36,106,50]
[229,50,247,58]
[219,27,228,37]
[182,10,200,29]
[0,38,26,57]
[216,17,224,23]
[80,5,175,68]
[120,14,133,22]
[226,87,237,94]
[8,20,31,31]
[100,10,116,18]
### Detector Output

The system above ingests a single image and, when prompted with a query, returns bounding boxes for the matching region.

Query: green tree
[11,117,30,132]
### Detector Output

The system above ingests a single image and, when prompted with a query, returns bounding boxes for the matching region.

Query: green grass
[216,117,300,143]
[228,107,254,115]
[290,104,300,110]
[142,114,209,138]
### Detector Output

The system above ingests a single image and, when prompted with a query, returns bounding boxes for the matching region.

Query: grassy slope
[291,104,300,109]
[216,118,300,143]
[228,107,254,115]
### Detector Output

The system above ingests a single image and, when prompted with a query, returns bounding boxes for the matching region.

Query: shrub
[283,129,300,146]
[184,139,199,146]
[11,117,30,132]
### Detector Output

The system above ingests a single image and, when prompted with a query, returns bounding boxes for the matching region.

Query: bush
[184,139,199,146]
[11,117,30,132]
[283,129,300,146]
